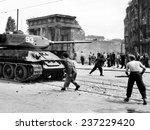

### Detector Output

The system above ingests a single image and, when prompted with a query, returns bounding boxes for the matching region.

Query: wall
[74,41,124,63]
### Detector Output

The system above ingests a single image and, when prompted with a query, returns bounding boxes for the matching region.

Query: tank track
[0,62,42,82]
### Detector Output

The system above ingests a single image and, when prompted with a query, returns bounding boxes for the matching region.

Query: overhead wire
[0,0,63,13]
[20,0,63,10]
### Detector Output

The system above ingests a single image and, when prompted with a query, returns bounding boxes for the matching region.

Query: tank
[0,33,65,82]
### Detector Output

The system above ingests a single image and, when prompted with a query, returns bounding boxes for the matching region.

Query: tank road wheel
[14,65,28,81]
[0,64,3,77]
[3,64,14,79]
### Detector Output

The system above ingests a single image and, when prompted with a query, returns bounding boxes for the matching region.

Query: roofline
[27,14,76,22]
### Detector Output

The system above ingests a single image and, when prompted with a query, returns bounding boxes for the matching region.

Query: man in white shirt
[125,54,147,105]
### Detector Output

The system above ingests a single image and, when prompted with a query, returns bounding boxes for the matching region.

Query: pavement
[74,61,150,73]
[0,60,149,114]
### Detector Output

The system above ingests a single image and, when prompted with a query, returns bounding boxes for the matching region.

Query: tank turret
[0,33,50,49]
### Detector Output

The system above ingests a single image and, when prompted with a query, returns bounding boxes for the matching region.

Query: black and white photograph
[0,0,150,129]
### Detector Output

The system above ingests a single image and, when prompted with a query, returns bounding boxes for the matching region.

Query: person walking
[88,52,92,65]
[89,53,105,76]
[80,51,85,65]
[120,53,126,69]
[116,52,120,68]
[111,52,116,66]
[124,54,147,105]
[91,53,96,65]
[61,52,80,91]
[143,53,149,67]
[134,52,140,61]
[103,52,107,67]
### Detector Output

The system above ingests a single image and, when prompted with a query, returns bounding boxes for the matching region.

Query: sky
[0,0,131,39]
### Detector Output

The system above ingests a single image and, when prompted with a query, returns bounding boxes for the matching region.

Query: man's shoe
[143,99,147,105]
[61,87,66,91]
[124,97,129,102]
[75,85,80,91]
[100,74,104,76]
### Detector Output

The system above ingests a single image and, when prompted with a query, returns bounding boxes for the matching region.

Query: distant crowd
[80,51,150,68]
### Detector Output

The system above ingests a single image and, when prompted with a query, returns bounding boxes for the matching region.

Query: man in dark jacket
[120,53,126,69]
[61,52,80,91]
[89,53,106,76]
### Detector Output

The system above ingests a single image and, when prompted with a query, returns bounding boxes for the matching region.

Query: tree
[5,16,16,32]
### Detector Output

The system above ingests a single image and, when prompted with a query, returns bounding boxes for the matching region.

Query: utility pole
[16,9,19,31]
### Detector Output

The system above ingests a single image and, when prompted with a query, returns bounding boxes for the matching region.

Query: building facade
[26,14,85,59]
[124,0,150,56]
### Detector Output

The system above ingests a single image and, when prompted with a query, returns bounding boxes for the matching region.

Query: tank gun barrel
[49,40,91,45]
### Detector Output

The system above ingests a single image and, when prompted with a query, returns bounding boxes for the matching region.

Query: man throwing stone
[124,54,147,105]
